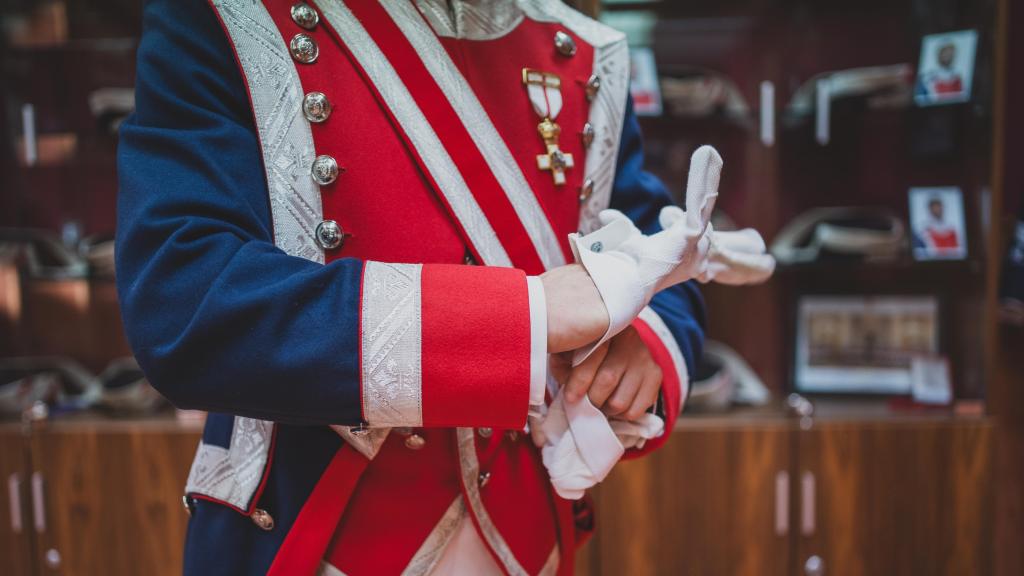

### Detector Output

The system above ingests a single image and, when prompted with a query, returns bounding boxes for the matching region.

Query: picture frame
[914,30,978,106]
[909,186,968,261]
[794,295,940,395]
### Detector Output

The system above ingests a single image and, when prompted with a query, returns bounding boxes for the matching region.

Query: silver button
[478,471,491,487]
[590,241,603,253]
[477,427,493,439]
[585,75,601,101]
[554,31,576,57]
[290,33,319,64]
[290,2,319,30]
[302,91,332,123]
[350,424,370,437]
[581,122,595,148]
[579,178,594,203]
[251,508,275,531]
[316,220,345,250]
[405,434,426,450]
[311,154,340,185]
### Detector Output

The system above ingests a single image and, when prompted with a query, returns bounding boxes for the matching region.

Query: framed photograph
[914,30,977,106]
[795,296,940,395]
[629,47,663,117]
[909,186,968,260]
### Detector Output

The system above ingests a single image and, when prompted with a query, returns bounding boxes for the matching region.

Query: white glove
[699,228,776,285]
[568,145,721,364]
[535,381,665,500]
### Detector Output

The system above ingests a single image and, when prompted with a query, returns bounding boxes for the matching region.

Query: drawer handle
[801,471,816,536]
[8,473,22,533]
[774,470,789,536]
[31,472,45,534]
[760,81,775,147]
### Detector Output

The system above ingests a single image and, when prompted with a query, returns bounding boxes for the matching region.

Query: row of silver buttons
[289,3,345,250]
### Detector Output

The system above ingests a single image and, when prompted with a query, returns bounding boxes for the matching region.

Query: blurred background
[1,0,1022,574]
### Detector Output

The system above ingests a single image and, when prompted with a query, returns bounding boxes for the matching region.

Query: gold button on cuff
[405,434,426,450]
[581,122,595,149]
[506,430,519,442]
[290,33,319,64]
[251,509,275,531]
[554,31,577,57]
[290,2,319,30]
[579,178,594,204]
[311,154,340,185]
[477,427,493,439]
[316,220,345,250]
[585,75,601,101]
[302,91,332,123]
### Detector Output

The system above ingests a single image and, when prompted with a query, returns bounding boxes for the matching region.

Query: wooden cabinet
[0,418,201,576]
[579,415,994,576]
[581,420,794,576]
[0,425,35,576]
[797,420,993,576]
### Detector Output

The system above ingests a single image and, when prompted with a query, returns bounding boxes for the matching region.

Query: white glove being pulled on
[568,145,720,365]
[569,145,775,365]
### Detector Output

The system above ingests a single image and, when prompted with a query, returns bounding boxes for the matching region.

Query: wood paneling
[798,419,993,576]
[581,422,794,576]
[28,422,200,576]
[0,425,35,576]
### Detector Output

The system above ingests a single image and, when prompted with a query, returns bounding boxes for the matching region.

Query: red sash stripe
[313,0,547,273]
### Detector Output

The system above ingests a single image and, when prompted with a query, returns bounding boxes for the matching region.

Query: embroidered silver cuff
[362,262,424,427]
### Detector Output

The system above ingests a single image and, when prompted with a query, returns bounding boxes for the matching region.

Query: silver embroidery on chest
[361,262,424,427]
[213,0,324,263]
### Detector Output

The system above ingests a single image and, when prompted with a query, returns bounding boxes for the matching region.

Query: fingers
[623,367,663,421]
[564,342,608,403]
[685,146,722,226]
[602,365,641,417]
[586,341,629,408]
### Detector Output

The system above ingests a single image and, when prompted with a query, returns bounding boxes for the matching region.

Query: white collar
[414,0,524,40]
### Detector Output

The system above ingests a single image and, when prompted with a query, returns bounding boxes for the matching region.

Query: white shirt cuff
[526,276,548,408]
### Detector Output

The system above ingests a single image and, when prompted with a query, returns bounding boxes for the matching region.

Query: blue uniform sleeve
[116,0,364,425]
[608,98,707,380]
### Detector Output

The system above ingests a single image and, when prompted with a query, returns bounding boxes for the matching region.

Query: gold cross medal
[522,68,573,186]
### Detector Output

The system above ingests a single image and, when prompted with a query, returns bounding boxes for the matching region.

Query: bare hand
[541,264,610,353]
[551,326,663,420]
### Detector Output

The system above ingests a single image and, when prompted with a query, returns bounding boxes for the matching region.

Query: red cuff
[359,262,532,429]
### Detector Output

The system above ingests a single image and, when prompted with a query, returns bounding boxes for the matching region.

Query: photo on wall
[909,186,968,260]
[914,29,978,106]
